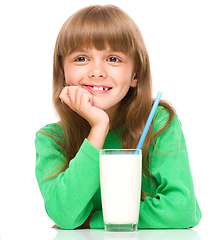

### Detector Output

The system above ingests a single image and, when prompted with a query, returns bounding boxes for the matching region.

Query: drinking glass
[100,149,142,232]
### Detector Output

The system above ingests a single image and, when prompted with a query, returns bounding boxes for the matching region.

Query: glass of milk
[100,149,142,232]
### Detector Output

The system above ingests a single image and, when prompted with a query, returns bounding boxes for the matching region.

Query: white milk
[100,151,142,225]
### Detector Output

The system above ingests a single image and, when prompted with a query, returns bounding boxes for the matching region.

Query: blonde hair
[50,5,175,198]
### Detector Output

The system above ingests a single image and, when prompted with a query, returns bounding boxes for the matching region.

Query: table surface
[2,227,210,240]
[53,229,202,240]
[2,220,215,240]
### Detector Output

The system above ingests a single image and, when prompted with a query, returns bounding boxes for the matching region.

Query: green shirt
[35,107,201,229]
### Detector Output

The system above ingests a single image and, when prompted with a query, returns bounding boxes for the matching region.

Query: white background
[0,0,215,239]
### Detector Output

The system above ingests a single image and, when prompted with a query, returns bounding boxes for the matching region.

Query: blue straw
[136,91,163,150]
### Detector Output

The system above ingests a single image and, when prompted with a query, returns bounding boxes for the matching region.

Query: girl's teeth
[92,86,109,91]
[93,86,99,90]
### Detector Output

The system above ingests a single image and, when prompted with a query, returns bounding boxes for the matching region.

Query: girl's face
[63,48,137,118]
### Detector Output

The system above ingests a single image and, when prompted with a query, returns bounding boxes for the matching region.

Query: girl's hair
[49,5,175,198]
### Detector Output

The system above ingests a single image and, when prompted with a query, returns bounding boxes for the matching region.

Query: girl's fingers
[61,86,93,112]
[67,86,78,107]
[76,87,93,109]
[80,93,93,110]
[59,87,71,106]
[73,87,83,109]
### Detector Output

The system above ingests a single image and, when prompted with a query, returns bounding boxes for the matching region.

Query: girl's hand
[60,86,109,150]
[60,86,109,128]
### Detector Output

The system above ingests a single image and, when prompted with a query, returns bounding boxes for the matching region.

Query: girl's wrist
[87,124,109,150]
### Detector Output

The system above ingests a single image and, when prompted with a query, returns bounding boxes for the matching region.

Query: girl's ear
[130,74,138,88]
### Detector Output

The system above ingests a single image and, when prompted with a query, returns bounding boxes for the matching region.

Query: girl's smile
[63,48,137,118]
[84,84,112,93]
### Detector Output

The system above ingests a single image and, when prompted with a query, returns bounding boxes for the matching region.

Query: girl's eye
[107,57,121,62]
[75,57,89,62]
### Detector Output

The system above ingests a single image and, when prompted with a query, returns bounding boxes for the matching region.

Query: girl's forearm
[87,124,109,150]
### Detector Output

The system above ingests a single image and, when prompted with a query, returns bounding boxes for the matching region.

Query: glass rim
[100,149,142,154]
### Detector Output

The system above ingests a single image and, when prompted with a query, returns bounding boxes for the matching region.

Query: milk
[100,150,142,230]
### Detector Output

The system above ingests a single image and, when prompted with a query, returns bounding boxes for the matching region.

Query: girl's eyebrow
[68,49,130,58]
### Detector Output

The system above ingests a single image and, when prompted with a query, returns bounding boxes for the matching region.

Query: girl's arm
[138,111,202,228]
[35,86,109,230]
[35,126,101,230]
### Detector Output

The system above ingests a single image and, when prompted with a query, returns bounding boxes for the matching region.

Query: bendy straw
[136,91,163,150]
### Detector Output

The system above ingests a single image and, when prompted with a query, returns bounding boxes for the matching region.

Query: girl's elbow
[169,204,201,228]
[45,201,93,230]
[48,213,80,230]
[45,204,79,230]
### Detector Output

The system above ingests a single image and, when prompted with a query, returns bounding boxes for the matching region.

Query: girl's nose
[88,63,107,79]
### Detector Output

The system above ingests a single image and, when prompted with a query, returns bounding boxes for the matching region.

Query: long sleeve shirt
[35,107,202,229]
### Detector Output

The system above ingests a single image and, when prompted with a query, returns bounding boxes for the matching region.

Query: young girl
[35,5,201,230]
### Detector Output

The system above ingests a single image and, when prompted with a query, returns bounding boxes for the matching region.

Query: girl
[35,5,201,230]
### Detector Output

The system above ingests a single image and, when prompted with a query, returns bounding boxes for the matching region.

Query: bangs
[57,5,138,57]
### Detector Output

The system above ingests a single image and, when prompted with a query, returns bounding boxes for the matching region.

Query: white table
[1,225,211,240]
[53,229,201,240]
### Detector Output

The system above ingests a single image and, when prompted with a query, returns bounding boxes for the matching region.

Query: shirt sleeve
[90,211,104,229]
[35,131,100,230]
[138,112,202,228]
